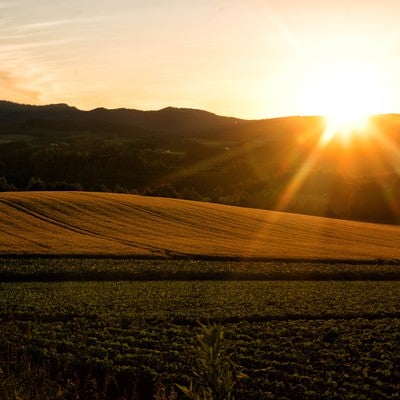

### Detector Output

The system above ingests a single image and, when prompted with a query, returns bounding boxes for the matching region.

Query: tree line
[0,137,398,224]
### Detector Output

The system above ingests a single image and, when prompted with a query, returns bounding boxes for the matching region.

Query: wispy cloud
[19,15,117,32]
[0,38,77,52]
[0,70,40,103]
[0,7,111,107]
[0,21,81,104]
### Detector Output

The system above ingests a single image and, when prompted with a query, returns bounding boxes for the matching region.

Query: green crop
[0,280,399,398]
[1,258,400,281]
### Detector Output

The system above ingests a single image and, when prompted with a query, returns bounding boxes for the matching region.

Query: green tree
[145,184,178,199]
[0,177,16,192]
[26,177,46,191]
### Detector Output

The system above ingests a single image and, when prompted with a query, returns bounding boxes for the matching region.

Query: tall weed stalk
[177,323,246,400]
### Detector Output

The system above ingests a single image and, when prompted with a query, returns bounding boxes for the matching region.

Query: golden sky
[2,0,400,119]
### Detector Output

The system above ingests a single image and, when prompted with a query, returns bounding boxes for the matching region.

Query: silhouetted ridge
[0,101,246,134]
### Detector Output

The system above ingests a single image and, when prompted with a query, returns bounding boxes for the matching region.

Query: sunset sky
[2,0,400,119]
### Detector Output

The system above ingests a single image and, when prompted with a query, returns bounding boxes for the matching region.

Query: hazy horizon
[0,98,329,120]
[2,1,400,119]
[3,98,400,123]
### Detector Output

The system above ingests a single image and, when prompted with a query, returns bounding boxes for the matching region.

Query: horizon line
[0,99,398,122]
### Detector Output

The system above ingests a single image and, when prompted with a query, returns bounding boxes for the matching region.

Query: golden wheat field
[0,191,399,260]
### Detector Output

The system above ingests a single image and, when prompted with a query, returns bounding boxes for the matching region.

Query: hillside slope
[0,191,399,260]
[0,100,245,135]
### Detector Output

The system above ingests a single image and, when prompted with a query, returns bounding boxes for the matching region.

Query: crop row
[1,258,400,281]
[0,281,400,399]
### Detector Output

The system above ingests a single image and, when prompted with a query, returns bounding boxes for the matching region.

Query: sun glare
[322,110,372,144]
[303,60,386,144]
[318,73,378,143]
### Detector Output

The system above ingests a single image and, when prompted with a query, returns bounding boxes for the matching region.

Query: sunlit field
[4,0,400,398]
[1,193,400,398]
[1,191,400,260]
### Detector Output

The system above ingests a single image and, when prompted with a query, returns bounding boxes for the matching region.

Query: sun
[322,109,372,144]
[319,73,376,143]
[303,60,386,144]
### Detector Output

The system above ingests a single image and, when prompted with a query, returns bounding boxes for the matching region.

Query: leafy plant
[177,323,246,400]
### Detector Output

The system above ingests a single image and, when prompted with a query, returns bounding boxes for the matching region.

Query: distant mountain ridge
[0,100,337,149]
[0,100,247,135]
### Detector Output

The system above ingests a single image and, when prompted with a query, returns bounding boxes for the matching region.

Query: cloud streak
[0,38,77,52]
[0,70,40,103]
[19,15,117,32]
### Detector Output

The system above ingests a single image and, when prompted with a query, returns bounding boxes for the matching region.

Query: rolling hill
[0,100,246,138]
[1,191,399,260]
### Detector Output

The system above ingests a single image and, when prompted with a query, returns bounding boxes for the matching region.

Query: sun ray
[275,134,327,212]
[366,120,400,221]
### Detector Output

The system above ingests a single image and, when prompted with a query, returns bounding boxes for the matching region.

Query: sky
[2,0,400,119]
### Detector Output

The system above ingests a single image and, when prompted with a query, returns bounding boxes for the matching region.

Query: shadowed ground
[0,191,399,260]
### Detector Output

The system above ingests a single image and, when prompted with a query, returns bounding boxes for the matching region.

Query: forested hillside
[1,101,400,224]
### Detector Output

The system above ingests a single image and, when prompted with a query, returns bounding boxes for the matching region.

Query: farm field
[1,192,400,398]
[1,191,400,260]
[1,257,400,281]
[1,279,400,399]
